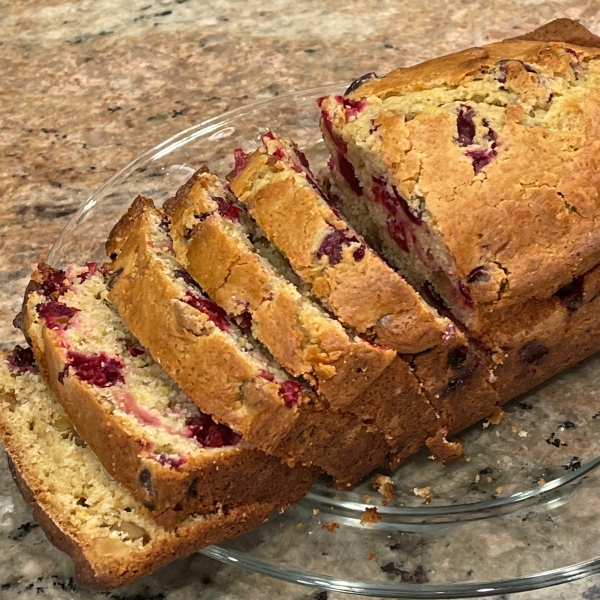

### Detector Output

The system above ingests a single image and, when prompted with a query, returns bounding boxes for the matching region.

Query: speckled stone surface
[3,1,600,598]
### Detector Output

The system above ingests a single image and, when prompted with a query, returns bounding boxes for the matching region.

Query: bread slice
[105,196,390,487]
[317,36,600,336]
[229,134,500,447]
[20,263,316,527]
[164,167,397,421]
[0,346,276,590]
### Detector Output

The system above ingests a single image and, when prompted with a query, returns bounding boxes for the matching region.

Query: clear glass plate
[47,85,600,598]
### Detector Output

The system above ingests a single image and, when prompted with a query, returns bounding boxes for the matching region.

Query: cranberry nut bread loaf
[321,21,600,410]
[0,347,276,590]
[20,263,316,527]
[318,37,600,337]
[164,167,397,419]
[106,196,391,486]
[229,134,501,443]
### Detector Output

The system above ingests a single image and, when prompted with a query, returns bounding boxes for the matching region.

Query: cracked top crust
[323,36,600,328]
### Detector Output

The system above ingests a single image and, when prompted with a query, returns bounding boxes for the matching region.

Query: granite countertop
[3,1,600,598]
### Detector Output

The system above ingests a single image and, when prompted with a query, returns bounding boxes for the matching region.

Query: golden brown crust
[348,39,600,100]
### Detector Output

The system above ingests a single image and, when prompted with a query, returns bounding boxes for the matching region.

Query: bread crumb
[312,508,320,515]
[360,507,382,526]
[474,474,480,483]
[368,553,376,561]
[519,446,525,451]
[333,495,341,501]
[518,431,528,437]
[487,477,493,483]
[321,522,340,533]
[382,499,389,506]
[412,486,431,497]
[495,430,500,437]
[296,523,304,529]
[538,478,546,486]
[482,420,490,428]
[363,495,371,504]
[465,457,471,462]
[488,408,505,425]
[496,486,504,494]
[372,474,395,499]
[511,425,517,433]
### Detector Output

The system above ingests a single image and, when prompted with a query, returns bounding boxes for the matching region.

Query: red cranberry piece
[442,361,478,396]
[212,196,242,222]
[372,175,423,224]
[342,97,368,120]
[136,467,156,510]
[38,301,80,330]
[344,72,378,95]
[184,292,230,332]
[128,345,146,357]
[519,341,550,365]
[481,119,498,148]
[386,218,409,253]
[352,244,366,261]
[458,282,474,308]
[6,346,38,374]
[466,266,490,284]
[79,262,100,282]
[233,148,249,176]
[565,48,583,76]
[279,380,301,407]
[63,351,125,388]
[456,105,476,147]
[37,264,69,298]
[260,133,285,160]
[290,150,326,198]
[316,228,364,266]
[156,454,186,469]
[159,214,171,234]
[421,281,454,321]
[556,276,584,311]
[261,131,276,144]
[238,311,253,330]
[258,369,275,382]
[337,151,363,196]
[186,414,241,447]
[466,149,495,174]
[174,269,202,291]
[447,345,468,370]
[319,110,348,154]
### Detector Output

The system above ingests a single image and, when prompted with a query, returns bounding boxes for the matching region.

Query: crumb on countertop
[412,486,431,497]
[321,522,340,533]
[372,474,395,499]
[360,507,382,526]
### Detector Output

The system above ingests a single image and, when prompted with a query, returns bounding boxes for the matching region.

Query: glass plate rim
[46,85,600,598]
